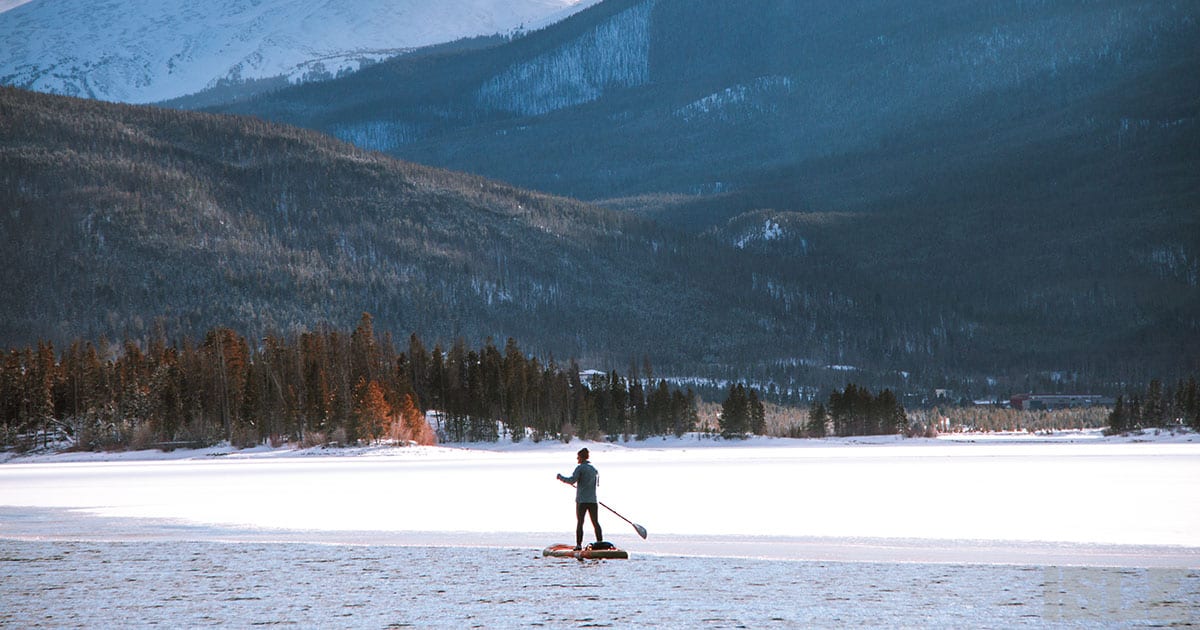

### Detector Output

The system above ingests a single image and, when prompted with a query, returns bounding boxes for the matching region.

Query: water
[3,539,1196,628]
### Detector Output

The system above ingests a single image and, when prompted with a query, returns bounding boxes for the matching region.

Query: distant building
[579,369,607,381]
[1010,393,1115,411]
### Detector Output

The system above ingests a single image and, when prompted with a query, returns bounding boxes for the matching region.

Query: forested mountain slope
[0,87,750,370]
[216,0,1198,204]
[2,76,1195,399]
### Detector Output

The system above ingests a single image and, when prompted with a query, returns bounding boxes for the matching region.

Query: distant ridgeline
[0,314,730,452]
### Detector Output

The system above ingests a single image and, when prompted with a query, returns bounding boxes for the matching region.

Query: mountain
[213,0,1198,201]
[3,0,1199,398]
[0,86,808,380]
[206,0,1200,388]
[2,84,1195,400]
[0,0,592,104]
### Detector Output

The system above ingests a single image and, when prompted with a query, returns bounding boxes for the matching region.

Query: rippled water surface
[3,539,1197,628]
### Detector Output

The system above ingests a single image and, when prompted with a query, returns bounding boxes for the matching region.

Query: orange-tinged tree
[354,378,391,445]
[392,392,436,446]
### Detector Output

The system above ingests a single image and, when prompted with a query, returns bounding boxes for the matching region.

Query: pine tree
[646,379,671,438]
[353,378,391,445]
[630,378,648,439]
[203,328,248,443]
[445,337,469,438]
[31,342,58,447]
[1108,396,1129,434]
[1185,377,1199,431]
[1,351,22,443]
[407,333,430,412]
[1128,395,1144,430]
[608,370,628,439]
[829,386,849,437]
[481,339,504,440]
[325,330,354,442]
[404,392,438,446]
[807,402,828,438]
[876,389,906,435]
[502,338,526,440]
[429,344,445,415]
[721,383,749,439]
[300,332,331,435]
[1145,379,1165,428]
[749,388,766,435]
[350,312,379,387]
[668,387,693,438]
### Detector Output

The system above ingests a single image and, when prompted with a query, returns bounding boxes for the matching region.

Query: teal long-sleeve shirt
[557,462,598,503]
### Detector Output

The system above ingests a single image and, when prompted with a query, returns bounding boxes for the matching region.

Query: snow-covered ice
[2,432,1198,626]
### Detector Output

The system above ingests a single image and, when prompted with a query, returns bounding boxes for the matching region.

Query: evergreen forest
[0,314,711,452]
[1107,378,1200,434]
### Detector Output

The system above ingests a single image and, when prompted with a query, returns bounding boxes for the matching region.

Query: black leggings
[576,502,602,547]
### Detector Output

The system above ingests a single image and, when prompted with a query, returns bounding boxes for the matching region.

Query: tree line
[908,405,1109,434]
[1107,378,1200,434]
[0,313,706,452]
[718,383,767,438]
[804,383,908,438]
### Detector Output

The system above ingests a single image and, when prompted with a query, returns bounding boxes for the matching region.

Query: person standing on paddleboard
[557,447,602,550]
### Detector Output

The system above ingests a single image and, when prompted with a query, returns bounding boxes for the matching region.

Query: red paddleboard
[542,543,629,560]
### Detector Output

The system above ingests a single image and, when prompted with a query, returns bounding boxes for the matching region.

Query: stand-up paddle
[599,500,648,539]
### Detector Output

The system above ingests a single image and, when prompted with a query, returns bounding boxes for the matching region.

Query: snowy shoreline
[4,428,1196,465]
[3,430,1198,569]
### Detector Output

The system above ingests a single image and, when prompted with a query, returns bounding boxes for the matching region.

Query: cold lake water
[2,538,1198,628]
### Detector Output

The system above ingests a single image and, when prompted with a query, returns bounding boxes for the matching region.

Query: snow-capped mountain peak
[0,0,591,104]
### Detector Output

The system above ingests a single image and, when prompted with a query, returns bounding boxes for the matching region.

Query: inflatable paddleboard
[542,543,629,560]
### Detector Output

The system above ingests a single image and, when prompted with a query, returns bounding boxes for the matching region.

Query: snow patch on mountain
[330,120,427,153]
[735,218,811,255]
[735,218,786,249]
[676,76,795,123]
[1146,245,1199,287]
[475,0,657,117]
[0,0,590,104]
[523,0,604,32]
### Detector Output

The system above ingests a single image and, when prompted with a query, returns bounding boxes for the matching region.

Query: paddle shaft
[565,482,648,539]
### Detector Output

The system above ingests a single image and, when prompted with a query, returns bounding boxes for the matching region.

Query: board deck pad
[542,543,629,560]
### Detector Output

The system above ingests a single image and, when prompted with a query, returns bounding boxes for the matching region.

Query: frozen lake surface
[2,433,1198,626]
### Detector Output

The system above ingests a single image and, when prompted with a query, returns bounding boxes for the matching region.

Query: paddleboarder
[557,447,602,550]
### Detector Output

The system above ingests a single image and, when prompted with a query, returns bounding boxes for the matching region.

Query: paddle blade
[634,523,648,539]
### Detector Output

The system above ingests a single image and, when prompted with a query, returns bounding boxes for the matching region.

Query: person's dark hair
[577,448,589,459]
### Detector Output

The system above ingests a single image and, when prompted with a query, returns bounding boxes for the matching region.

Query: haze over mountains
[1,0,1197,398]
[217,0,1198,203]
[210,0,1199,387]
[0,0,592,104]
